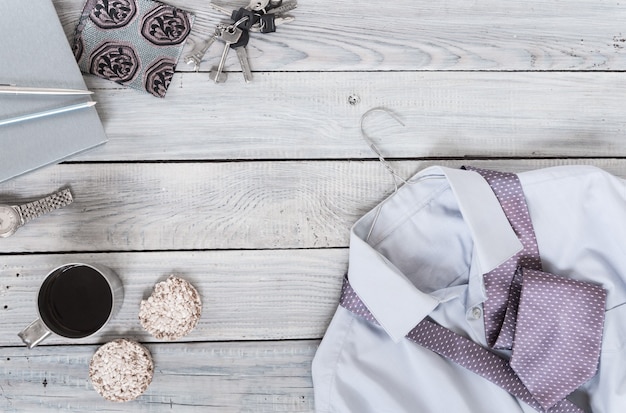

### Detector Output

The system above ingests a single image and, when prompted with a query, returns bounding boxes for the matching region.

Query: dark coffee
[38,265,113,338]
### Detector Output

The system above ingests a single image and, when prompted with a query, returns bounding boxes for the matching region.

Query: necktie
[463,167,542,350]
[340,167,607,413]
[339,279,584,413]
[467,167,607,411]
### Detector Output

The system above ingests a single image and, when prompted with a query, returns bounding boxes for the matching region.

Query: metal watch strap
[15,189,73,224]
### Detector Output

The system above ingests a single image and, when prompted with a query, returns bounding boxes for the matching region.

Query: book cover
[0,0,107,183]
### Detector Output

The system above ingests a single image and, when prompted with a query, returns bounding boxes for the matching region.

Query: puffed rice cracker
[139,275,202,340]
[89,339,154,402]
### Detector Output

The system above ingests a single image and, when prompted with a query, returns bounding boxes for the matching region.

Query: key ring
[233,16,250,30]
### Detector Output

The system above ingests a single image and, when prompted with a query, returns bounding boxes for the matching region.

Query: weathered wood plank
[1,159,626,253]
[20,3,626,413]
[0,340,317,412]
[0,161,381,252]
[53,0,626,72]
[0,250,345,346]
[66,72,626,161]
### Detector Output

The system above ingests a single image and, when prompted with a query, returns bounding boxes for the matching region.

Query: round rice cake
[89,339,154,402]
[139,275,202,340]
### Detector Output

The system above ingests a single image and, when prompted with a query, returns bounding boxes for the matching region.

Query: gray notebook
[0,0,107,183]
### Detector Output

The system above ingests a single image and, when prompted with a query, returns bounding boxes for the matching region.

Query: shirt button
[471,307,482,320]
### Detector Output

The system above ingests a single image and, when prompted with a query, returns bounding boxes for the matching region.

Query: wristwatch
[0,188,73,238]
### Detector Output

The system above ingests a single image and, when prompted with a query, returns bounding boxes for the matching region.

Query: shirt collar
[348,166,523,342]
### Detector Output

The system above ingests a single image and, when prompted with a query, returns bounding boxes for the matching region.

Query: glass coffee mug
[18,263,124,348]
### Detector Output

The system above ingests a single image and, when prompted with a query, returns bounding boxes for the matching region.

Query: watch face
[0,205,20,237]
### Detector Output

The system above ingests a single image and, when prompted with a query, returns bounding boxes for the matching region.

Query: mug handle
[18,318,52,349]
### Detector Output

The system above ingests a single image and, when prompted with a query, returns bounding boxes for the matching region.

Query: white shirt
[312,165,626,413]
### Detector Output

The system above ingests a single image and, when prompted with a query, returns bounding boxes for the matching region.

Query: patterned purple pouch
[73,0,194,98]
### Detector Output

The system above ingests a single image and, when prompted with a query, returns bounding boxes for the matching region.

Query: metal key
[230,30,253,82]
[250,15,295,33]
[209,25,243,83]
[209,2,234,16]
[249,1,297,33]
[230,7,260,30]
[235,47,253,83]
[184,28,220,71]
[247,0,270,12]
[266,0,297,15]
[210,0,269,15]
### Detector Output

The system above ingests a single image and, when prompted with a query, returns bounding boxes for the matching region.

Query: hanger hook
[359,107,407,191]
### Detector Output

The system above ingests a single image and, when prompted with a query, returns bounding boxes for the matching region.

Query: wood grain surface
[0,340,317,412]
[68,73,626,161]
[53,0,626,72]
[1,0,625,411]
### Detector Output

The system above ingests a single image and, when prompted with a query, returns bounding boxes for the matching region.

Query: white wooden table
[1,0,625,411]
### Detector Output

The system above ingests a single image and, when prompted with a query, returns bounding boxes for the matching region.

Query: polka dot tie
[464,167,543,350]
[340,167,607,413]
